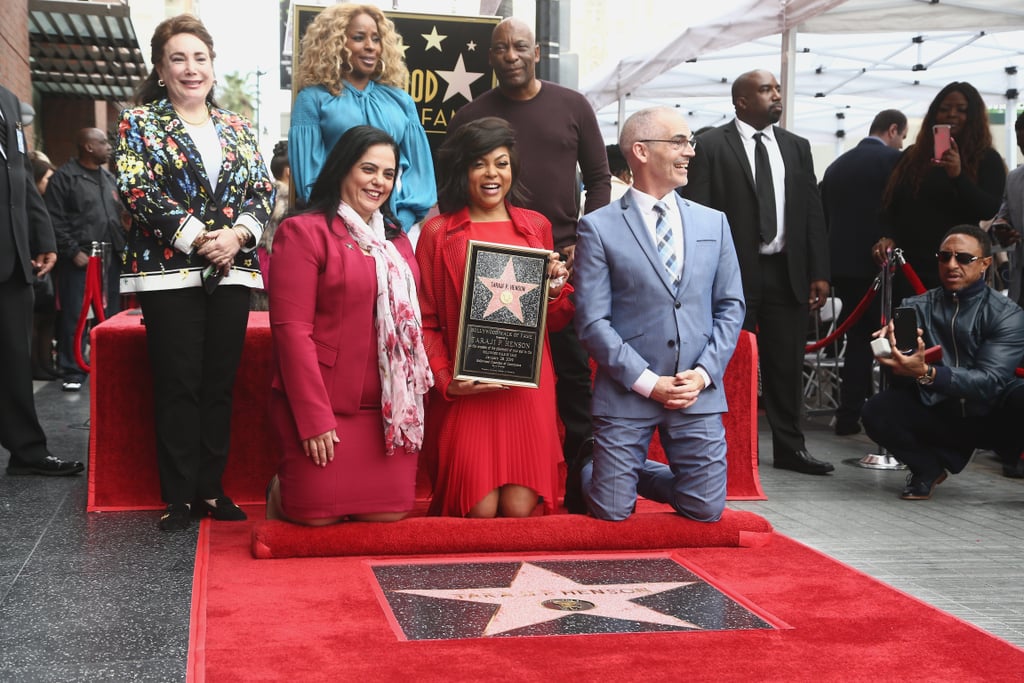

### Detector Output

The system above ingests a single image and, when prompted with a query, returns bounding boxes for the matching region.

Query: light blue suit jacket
[574,190,746,419]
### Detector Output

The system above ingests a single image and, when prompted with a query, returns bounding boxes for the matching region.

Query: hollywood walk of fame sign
[369,555,778,641]
[287,4,499,156]
[454,241,551,387]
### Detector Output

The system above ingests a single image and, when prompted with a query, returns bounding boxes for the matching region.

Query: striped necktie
[0,108,8,155]
[654,201,679,284]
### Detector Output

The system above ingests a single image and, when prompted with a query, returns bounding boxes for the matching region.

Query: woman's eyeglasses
[935,250,980,265]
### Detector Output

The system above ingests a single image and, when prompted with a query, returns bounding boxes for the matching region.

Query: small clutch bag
[201,263,224,294]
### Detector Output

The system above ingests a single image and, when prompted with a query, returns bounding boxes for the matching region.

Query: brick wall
[0,0,38,152]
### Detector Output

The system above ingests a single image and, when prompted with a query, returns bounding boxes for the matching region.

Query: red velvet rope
[804,255,1024,376]
[73,255,107,373]
[804,284,877,353]
[900,260,927,295]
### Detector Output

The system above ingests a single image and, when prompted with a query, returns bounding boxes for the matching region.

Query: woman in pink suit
[265,126,432,525]
[417,117,572,518]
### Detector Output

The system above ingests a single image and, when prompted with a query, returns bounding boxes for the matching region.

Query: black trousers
[550,303,593,463]
[748,254,808,459]
[0,277,50,463]
[831,275,882,425]
[137,285,250,504]
[862,382,1024,478]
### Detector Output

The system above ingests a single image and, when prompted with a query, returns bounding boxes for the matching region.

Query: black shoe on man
[900,471,947,500]
[564,438,593,514]
[773,449,835,475]
[6,454,85,476]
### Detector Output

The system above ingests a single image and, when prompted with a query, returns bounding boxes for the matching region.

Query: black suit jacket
[681,119,829,305]
[0,85,55,285]
[820,137,900,280]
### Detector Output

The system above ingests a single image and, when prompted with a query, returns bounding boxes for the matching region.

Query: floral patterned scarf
[337,202,433,455]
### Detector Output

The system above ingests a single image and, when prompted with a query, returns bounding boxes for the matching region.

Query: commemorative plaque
[454,241,552,387]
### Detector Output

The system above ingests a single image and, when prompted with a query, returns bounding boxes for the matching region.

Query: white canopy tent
[582,0,1024,164]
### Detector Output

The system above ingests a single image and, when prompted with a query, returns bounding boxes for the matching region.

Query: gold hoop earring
[158,79,165,87]
[378,59,386,76]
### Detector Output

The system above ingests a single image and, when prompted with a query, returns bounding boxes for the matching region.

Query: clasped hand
[651,370,705,410]
[195,227,242,272]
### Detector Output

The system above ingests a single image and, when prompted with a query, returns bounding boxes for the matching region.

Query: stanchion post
[857,252,906,470]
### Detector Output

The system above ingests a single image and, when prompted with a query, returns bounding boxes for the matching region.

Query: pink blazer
[268,211,418,440]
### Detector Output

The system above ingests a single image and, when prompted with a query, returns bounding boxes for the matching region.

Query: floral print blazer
[115,99,275,293]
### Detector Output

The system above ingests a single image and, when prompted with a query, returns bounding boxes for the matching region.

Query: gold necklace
[174,107,210,126]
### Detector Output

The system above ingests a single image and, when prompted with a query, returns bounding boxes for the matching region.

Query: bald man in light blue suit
[572,107,745,522]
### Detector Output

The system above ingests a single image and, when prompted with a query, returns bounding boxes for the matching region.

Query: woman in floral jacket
[115,14,274,531]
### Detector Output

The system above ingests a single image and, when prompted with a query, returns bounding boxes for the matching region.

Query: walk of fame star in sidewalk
[369,554,779,640]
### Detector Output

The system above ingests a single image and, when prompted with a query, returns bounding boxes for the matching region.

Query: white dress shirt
[734,118,787,255]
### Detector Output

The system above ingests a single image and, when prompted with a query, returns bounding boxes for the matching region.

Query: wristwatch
[916,364,936,385]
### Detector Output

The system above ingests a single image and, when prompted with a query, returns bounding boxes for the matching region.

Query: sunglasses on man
[935,250,980,265]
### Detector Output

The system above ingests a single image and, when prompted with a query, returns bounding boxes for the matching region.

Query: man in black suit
[820,109,907,436]
[0,83,84,476]
[681,69,833,475]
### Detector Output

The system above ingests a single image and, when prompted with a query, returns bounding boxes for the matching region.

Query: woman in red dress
[417,117,572,517]
[265,126,432,525]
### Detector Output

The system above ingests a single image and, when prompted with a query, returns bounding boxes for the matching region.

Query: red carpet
[89,314,763,511]
[190,511,1024,682]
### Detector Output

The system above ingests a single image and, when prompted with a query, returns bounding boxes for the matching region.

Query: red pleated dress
[427,220,563,516]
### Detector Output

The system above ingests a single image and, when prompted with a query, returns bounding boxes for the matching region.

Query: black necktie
[753,132,777,244]
[0,110,8,153]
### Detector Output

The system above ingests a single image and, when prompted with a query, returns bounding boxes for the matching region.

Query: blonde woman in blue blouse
[115,14,275,531]
[289,3,436,231]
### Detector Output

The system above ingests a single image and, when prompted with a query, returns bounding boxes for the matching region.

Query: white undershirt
[182,119,222,189]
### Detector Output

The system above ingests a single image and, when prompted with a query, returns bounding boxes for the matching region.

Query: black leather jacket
[903,279,1024,416]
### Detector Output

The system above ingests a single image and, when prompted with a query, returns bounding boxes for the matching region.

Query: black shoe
[191,496,247,521]
[901,471,947,500]
[834,419,862,436]
[564,438,593,514]
[773,449,835,475]
[6,455,84,476]
[159,503,192,531]
[1002,458,1024,479]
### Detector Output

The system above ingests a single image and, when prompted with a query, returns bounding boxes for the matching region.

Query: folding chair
[802,296,845,414]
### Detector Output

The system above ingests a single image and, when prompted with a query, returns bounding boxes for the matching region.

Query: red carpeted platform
[88,310,277,510]
[251,507,774,559]
[191,513,1024,682]
[89,312,762,511]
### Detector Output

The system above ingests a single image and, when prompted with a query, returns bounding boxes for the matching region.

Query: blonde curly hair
[295,4,409,95]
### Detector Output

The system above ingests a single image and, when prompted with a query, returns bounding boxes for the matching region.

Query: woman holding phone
[872,82,1005,293]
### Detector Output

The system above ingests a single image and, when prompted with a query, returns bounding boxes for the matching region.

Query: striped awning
[29,0,147,102]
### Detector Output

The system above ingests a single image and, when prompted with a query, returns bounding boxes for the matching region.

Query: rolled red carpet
[251,508,773,559]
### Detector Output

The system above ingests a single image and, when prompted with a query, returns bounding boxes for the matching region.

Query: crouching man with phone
[862,224,1024,500]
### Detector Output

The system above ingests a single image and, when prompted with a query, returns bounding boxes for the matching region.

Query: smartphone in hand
[893,306,918,354]
[933,124,952,161]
